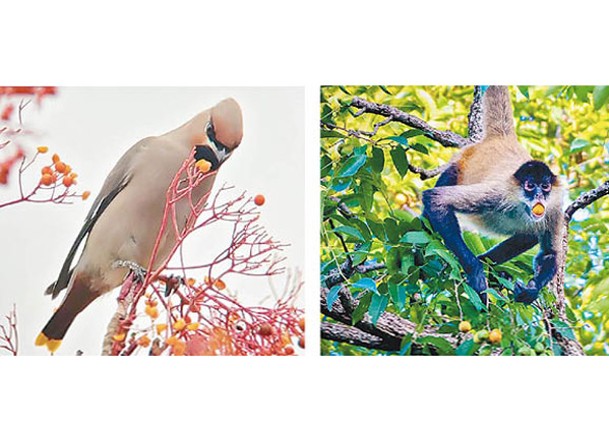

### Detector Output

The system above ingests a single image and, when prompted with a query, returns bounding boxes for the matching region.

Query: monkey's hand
[466,261,488,304]
[513,280,539,304]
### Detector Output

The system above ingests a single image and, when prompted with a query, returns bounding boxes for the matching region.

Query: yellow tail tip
[46,339,62,353]
[35,332,49,346]
[35,333,62,353]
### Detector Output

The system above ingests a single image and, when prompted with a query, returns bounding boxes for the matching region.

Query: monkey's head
[513,160,557,221]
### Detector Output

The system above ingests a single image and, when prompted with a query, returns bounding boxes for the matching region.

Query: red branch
[103,154,303,356]
[0,305,18,356]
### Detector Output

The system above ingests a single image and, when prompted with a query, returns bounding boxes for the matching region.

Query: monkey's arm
[512,215,562,304]
[422,179,503,301]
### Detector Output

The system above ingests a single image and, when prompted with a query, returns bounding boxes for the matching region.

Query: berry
[254,194,265,206]
[458,320,472,333]
[489,329,502,344]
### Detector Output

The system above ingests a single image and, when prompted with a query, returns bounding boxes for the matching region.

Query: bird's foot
[113,260,148,283]
[157,274,185,296]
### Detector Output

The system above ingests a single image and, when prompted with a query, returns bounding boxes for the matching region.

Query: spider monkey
[422,86,563,304]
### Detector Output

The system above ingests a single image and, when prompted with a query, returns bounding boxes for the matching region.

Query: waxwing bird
[36,98,243,353]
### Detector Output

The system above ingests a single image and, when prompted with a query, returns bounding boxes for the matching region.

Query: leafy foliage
[320,85,609,356]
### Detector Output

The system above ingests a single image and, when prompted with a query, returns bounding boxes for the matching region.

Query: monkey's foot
[113,260,148,283]
[513,281,540,304]
[466,267,488,305]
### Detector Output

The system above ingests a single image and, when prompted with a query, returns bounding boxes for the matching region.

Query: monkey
[422,86,563,305]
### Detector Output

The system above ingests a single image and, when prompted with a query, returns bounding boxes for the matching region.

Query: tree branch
[321,285,466,354]
[350,96,471,148]
[565,180,609,222]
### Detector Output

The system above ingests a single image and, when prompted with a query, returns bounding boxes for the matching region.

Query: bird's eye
[541,183,551,192]
[524,181,534,191]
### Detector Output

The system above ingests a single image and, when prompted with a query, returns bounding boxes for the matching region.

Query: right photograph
[320,85,609,356]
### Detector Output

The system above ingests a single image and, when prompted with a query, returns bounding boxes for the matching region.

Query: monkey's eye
[524,181,535,192]
[541,183,551,192]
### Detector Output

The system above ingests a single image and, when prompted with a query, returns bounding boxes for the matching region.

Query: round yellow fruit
[532,203,545,216]
[394,193,407,206]
[489,328,502,344]
[458,320,472,333]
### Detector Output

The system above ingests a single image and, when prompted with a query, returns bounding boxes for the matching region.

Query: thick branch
[565,180,609,222]
[351,96,470,148]
[321,285,465,353]
[408,163,448,180]
[324,260,386,289]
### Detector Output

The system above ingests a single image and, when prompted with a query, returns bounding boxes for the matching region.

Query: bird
[35,98,243,353]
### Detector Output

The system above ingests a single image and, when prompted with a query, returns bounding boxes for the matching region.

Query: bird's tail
[36,275,97,354]
[482,86,515,138]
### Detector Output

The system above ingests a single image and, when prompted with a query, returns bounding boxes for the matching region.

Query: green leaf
[352,291,372,325]
[388,283,406,311]
[517,86,530,99]
[320,129,346,138]
[593,86,609,110]
[326,285,341,311]
[573,85,594,102]
[367,218,386,241]
[331,178,351,192]
[409,142,429,155]
[551,319,577,342]
[370,147,384,172]
[496,276,515,291]
[463,283,485,311]
[418,336,455,355]
[456,339,476,356]
[332,225,365,241]
[379,85,392,95]
[390,147,409,177]
[384,217,401,244]
[400,231,431,244]
[401,129,427,139]
[338,154,367,177]
[386,249,401,274]
[338,85,351,95]
[570,138,590,153]
[352,278,378,294]
[368,293,389,325]
[385,135,409,146]
[486,287,508,301]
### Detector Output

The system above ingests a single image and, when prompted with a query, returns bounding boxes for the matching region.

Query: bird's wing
[45,141,148,298]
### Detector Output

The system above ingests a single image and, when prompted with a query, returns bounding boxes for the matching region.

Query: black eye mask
[193,121,232,171]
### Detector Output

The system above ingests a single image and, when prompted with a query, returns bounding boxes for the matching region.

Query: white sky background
[0,87,304,356]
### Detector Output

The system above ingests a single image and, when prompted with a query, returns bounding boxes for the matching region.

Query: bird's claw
[113,260,148,283]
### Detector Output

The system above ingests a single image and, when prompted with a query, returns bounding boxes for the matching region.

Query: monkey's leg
[511,227,559,304]
[479,233,538,264]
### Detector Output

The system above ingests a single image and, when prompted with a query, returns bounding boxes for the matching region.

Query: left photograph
[0,87,304,356]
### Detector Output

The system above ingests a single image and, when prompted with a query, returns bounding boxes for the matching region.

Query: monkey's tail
[482,86,515,138]
[35,276,97,354]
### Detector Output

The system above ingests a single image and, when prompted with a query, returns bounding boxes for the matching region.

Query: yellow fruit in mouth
[195,159,212,173]
[532,203,545,216]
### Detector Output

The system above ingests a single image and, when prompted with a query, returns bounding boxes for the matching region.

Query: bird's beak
[193,121,233,171]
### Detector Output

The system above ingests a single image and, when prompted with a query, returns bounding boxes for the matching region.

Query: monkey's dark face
[513,160,557,221]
